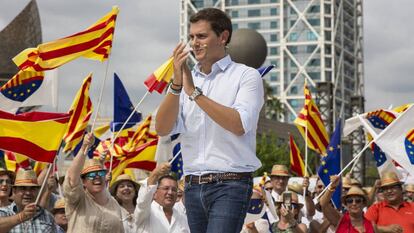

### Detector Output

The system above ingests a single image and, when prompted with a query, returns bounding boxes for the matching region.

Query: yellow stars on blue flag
[404,129,414,164]
[247,199,264,214]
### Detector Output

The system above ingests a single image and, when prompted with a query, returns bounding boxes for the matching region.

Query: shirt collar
[194,55,232,75]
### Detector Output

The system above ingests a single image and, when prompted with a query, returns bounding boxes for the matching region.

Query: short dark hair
[158,174,177,185]
[190,8,232,45]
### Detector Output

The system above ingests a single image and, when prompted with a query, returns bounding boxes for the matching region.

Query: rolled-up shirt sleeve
[134,179,157,227]
[231,68,264,134]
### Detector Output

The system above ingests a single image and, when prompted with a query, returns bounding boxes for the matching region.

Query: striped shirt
[0,202,56,233]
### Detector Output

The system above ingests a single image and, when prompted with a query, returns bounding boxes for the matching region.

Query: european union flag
[111,73,142,132]
[371,142,387,167]
[257,65,275,78]
[170,140,183,180]
[317,119,342,209]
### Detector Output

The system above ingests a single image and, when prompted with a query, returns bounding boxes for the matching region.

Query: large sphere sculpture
[227,29,268,69]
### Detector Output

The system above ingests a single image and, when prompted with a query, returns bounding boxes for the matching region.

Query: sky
[0,0,413,119]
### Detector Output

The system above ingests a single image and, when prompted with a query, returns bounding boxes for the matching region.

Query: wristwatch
[189,87,203,101]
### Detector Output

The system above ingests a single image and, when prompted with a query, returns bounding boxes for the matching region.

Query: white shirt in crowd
[134,180,190,233]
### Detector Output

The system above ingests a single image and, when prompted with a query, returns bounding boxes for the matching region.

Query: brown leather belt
[185,172,252,185]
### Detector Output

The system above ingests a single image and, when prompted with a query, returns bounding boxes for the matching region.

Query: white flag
[374,105,414,177]
[0,69,57,113]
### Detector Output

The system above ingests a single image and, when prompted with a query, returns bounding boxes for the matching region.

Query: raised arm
[156,43,187,136]
[66,133,94,187]
[181,64,263,136]
[319,175,341,226]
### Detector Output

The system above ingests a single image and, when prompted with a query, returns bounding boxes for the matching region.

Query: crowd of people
[0,146,413,233]
[0,6,414,233]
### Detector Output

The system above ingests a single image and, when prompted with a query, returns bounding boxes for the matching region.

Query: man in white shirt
[134,163,190,233]
[156,7,264,233]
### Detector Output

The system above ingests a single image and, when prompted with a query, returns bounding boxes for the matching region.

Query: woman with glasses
[319,175,374,233]
[63,133,124,233]
[272,191,307,233]
[0,168,14,207]
[110,174,140,233]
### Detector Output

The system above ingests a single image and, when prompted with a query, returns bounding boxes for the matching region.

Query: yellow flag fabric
[0,111,70,163]
[294,83,329,156]
[13,6,119,71]
[144,58,174,93]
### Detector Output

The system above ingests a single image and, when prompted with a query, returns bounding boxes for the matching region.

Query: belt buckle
[198,174,213,184]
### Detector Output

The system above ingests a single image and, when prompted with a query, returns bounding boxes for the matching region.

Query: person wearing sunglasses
[272,191,307,233]
[0,168,14,207]
[365,171,414,233]
[63,133,124,233]
[319,175,374,233]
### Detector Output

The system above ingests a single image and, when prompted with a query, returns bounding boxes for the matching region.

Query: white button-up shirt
[172,55,264,175]
[134,181,190,233]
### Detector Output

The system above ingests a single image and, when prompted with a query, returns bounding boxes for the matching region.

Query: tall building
[180,0,366,182]
[0,0,42,85]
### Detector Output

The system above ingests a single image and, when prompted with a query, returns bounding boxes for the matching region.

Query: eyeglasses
[382,185,401,192]
[317,185,324,189]
[345,197,363,205]
[291,203,300,209]
[84,170,107,180]
[157,186,178,193]
[265,187,273,191]
[0,179,11,185]
[15,186,39,192]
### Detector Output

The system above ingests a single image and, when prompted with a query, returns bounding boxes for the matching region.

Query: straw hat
[342,177,352,189]
[0,167,15,181]
[350,178,362,187]
[342,185,367,203]
[288,182,303,195]
[405,183,414,192]
[81,159,106,176]
[275,191,304,209]
[51,199,65,214]
[379,171,403,188]
[109,174,139,195]
[270,165,290,177]
[13,169,39,187]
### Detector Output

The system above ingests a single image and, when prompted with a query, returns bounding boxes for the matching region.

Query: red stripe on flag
[0,137,57,163]
[39,28,115,61]
[64,15,117,39]
[0,110,70,122]
[125,161,156,171]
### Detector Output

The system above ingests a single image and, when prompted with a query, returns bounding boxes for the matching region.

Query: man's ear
[220,30,230,45]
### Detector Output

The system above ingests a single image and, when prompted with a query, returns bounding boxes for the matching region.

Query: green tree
[254,132,289,177]
[263,80,284,121]
[255,132,320,177]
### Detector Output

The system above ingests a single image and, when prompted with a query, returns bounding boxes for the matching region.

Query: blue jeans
[184,177,253,233]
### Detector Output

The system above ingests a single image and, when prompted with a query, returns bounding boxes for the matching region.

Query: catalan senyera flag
[33,161,48,176]
[294,83,329,156]
[289,135,305,177]
[13,6,119,72]
[4,151,30,172]
[62,74,93,153]
[144,57,174,94]
[0,110,70,163]
[110,139,158,185]
[125,115,154,152]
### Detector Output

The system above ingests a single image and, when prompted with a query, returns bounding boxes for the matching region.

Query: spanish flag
[144,57,174,94]
[62,74,93,153]
[289,135,305,177]
[0,111,70,163]
[294,82,329,156]
[13,6,119,72]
